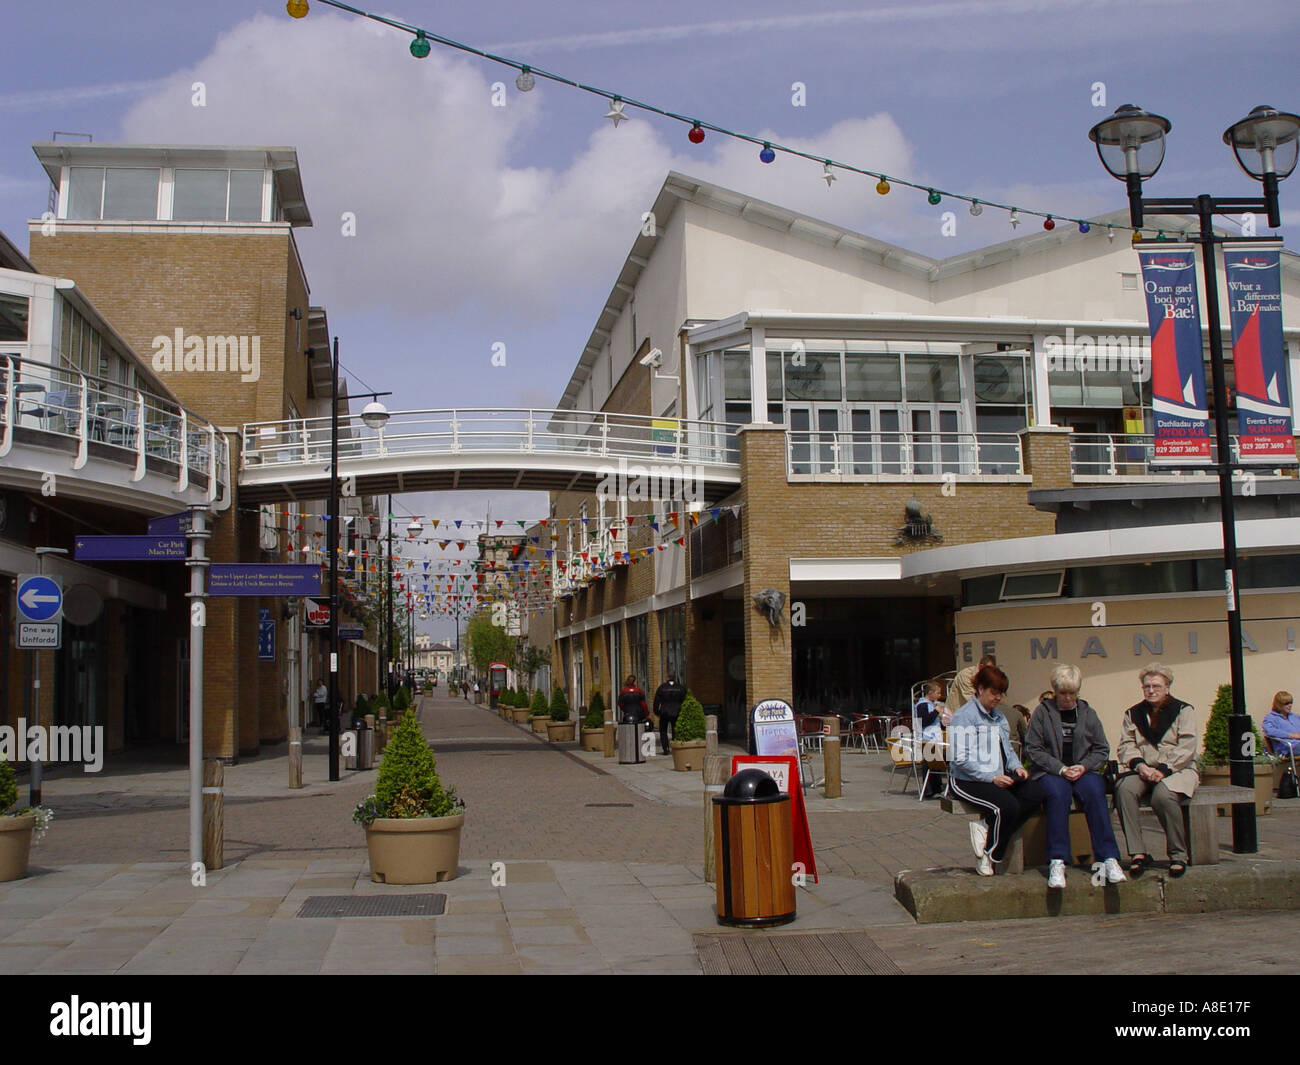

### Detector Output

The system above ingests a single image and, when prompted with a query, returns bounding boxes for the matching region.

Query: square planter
[530,715,550,735]
[365,813,464,884]
[0,813,37,883]
[671,740,707,772]
[580,728,604,752]
[547,721,576,742]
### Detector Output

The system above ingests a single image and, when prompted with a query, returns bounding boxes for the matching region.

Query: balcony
[786,430,1024,481]
[1069,434,1299,481]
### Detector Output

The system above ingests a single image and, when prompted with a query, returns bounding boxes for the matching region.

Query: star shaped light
[822,161,836,187]
[1009,209,1021,229]
[604,97,629,127]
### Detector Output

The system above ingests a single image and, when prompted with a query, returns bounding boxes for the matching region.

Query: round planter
[1199,764,1272,816]
[365,813,465,884]
[670,739,707,772]
[530,714,551,735]
[512,707,533,725]
[546,720,576,742]
[580,728,604,752]
[0,813,37,883]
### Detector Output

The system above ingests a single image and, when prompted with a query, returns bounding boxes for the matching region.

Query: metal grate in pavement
[694,931,903,975]
[297,894,446,918]
[585,802,634,808]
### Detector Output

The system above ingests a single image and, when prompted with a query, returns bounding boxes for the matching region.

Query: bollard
[288,726,303,789]
[376,714,388,755]
[202,759,223,871]
[823,717,841,798]
[703,753,728,884]
[602,707,615,759]
[705,714,718,757]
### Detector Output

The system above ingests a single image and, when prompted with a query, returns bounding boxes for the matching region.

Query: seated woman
[1114,662,1199,877]
[1262,691,1299,759]
[1024,664,1127,890]
[948,665,1044,876]
[914,681,946,799]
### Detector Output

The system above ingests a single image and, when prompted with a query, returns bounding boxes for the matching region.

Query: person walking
[312,680,328,730]
[653,672,686,755]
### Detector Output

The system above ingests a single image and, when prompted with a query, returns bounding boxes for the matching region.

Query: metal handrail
[786,430,1024,477]
[0,350,229,503]
[1069,433,1295,477]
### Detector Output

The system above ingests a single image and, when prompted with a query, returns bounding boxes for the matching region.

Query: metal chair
[886,729,921,794]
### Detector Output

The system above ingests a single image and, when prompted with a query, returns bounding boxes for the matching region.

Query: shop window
[0,293,29,342]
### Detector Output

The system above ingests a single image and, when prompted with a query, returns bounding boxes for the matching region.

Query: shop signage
[207,564,321,597]
[74,535,187,561]
[731,753,817,883]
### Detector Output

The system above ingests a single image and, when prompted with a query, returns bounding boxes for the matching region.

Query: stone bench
[939,797,1093,874]
[1179,785,1256,866]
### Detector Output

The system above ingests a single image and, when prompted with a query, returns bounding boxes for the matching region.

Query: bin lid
[722,768,781,800]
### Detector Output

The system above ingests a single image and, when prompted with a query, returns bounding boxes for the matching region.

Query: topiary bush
[371,690,390,715]
[549,685,571,723]
[1201,683,1267,767]
[584,691,606,730]
[355,711,460,824]
[674,692,706,743]
[352,693,371,726]
[531,689,548,716]
[0,757,17,816]
[393,685,412,713]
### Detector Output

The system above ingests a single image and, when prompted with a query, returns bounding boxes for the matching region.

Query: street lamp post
[1089,103,1300,854]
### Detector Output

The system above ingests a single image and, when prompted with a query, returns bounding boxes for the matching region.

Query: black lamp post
[1089,103,1300,854]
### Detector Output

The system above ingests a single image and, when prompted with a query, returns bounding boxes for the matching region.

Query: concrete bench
[1179,785,1255,866]
[940,797,1094,873]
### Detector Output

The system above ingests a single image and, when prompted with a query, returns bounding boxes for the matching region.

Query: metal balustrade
[1069,433,1295,478]
[786,430,1024,478]
[240,408,740,469]
[0,352,229,503]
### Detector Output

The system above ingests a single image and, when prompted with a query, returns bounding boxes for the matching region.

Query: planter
[1199,765,1272,816]
[530,714,551,735]
[365,813,465,884]
[512,707,533,725]
[580,728,604,752]
[0,813,36,883]
[546,721,576,742]
[670,739,707,773]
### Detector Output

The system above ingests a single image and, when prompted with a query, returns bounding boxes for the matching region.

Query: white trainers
[1048,859,1067,889]
[969,820,989,859]
[976,852,994,877]
[1103,857,1128,884]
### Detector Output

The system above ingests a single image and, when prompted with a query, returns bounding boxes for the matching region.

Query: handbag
[1102,759,1119,796]
[1279,767,1298,800]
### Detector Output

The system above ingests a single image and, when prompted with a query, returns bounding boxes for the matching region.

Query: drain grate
[585,802,634,808]
[297,894,447,918]
[694,931,903,975]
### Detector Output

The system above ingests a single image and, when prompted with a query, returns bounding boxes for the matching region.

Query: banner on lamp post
[1138,244,1210,464]
[1223,243,1296,465]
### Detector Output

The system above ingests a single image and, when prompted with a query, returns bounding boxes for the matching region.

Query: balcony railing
[786,430,1024,479]
[1070,434,1297,478]
[241,408,741,469]
[0,351,229,502]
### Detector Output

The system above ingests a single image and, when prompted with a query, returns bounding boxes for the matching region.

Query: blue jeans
[1039,770,1120,862]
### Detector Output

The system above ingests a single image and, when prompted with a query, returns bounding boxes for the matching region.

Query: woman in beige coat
[1115,662,1199,877]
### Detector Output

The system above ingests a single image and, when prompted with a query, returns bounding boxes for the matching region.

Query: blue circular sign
[18,575,62,622]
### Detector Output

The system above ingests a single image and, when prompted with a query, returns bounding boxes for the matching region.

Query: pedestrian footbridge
[236,408,743,504]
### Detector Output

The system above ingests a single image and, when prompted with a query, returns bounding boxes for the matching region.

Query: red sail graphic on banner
[1233,306,1266,401]
[1150,315,1182,403]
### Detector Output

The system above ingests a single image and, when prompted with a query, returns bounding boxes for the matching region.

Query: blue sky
[2,0,1297,644]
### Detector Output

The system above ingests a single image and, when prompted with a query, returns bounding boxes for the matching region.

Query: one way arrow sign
[17,574,63,623]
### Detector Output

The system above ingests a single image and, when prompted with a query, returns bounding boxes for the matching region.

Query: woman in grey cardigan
[1024,664,1127,891]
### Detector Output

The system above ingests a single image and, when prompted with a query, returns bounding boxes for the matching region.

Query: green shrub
[1201,684,1267,767]
[365,712,459,820]
[371,691,390,714]
[549,685,571,723]
[674,692,706,742]
[531,689,549,716]
[393,686,412,713]
[351,693,370,726]
[0,757,16,816]
[584,691,606,730]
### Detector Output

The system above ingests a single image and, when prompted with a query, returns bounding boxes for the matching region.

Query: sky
[2,0,1297,645]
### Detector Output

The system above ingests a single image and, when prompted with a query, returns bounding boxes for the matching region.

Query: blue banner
[208,564,321,597]
[75,535,187,561]
[257,619,275,660]
[147,511,192,535]
[1223,244,1296,465]
[1138,245,1209,464]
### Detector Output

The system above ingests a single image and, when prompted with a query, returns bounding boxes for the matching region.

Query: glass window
[103,168,159,220]
[765,351,782,402]
[659,606,686,684]
[973,355,1028,405]
[784,351,841,401]
[228,170,264,221]
[173,169,229,221]
[695,352,713,420]
[904,354,961,403]
[67,167,104,219]
[1048,367,1084,406]
[723,350,751,400]
[627,615,649,688]
[845,352,902,401]
[0,293,30,342]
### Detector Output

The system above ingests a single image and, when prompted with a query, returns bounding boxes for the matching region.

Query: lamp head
[1224,105,1300,181]
[360,400,390,430]
[1089,103,1171,181]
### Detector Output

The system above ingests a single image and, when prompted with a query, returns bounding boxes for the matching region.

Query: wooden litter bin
[712,769,796,927]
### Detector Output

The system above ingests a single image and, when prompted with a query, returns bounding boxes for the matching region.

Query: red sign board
[305,597,330,627]
[731,754,817,883]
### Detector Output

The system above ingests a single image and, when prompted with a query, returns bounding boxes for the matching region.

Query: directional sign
[74,535,187,561]
[147,511,193,536]
[339,626,364,642]
[257,618,275,660]
[207,564,321,597]
[17,622,60,649]
[17,574,62,623]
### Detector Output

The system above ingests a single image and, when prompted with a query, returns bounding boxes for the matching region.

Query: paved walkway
[3,690,1298,974]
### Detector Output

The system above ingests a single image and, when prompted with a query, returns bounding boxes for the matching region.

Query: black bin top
[722,768,781,801]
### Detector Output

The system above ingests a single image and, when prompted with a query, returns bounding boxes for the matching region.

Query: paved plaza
[3,690,1298,974]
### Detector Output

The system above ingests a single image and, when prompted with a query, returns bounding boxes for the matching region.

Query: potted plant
[391,685,412,722]
[670,692,707,772]
[1199,683,1275,815]
[547,684,575,743]
[581,691,606,751]
[353,712,465,884]
[0,756,53,882]
[532,688,559,735]
[371,690,391,752]
[351,692,371,729]
[513,691,537,726]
